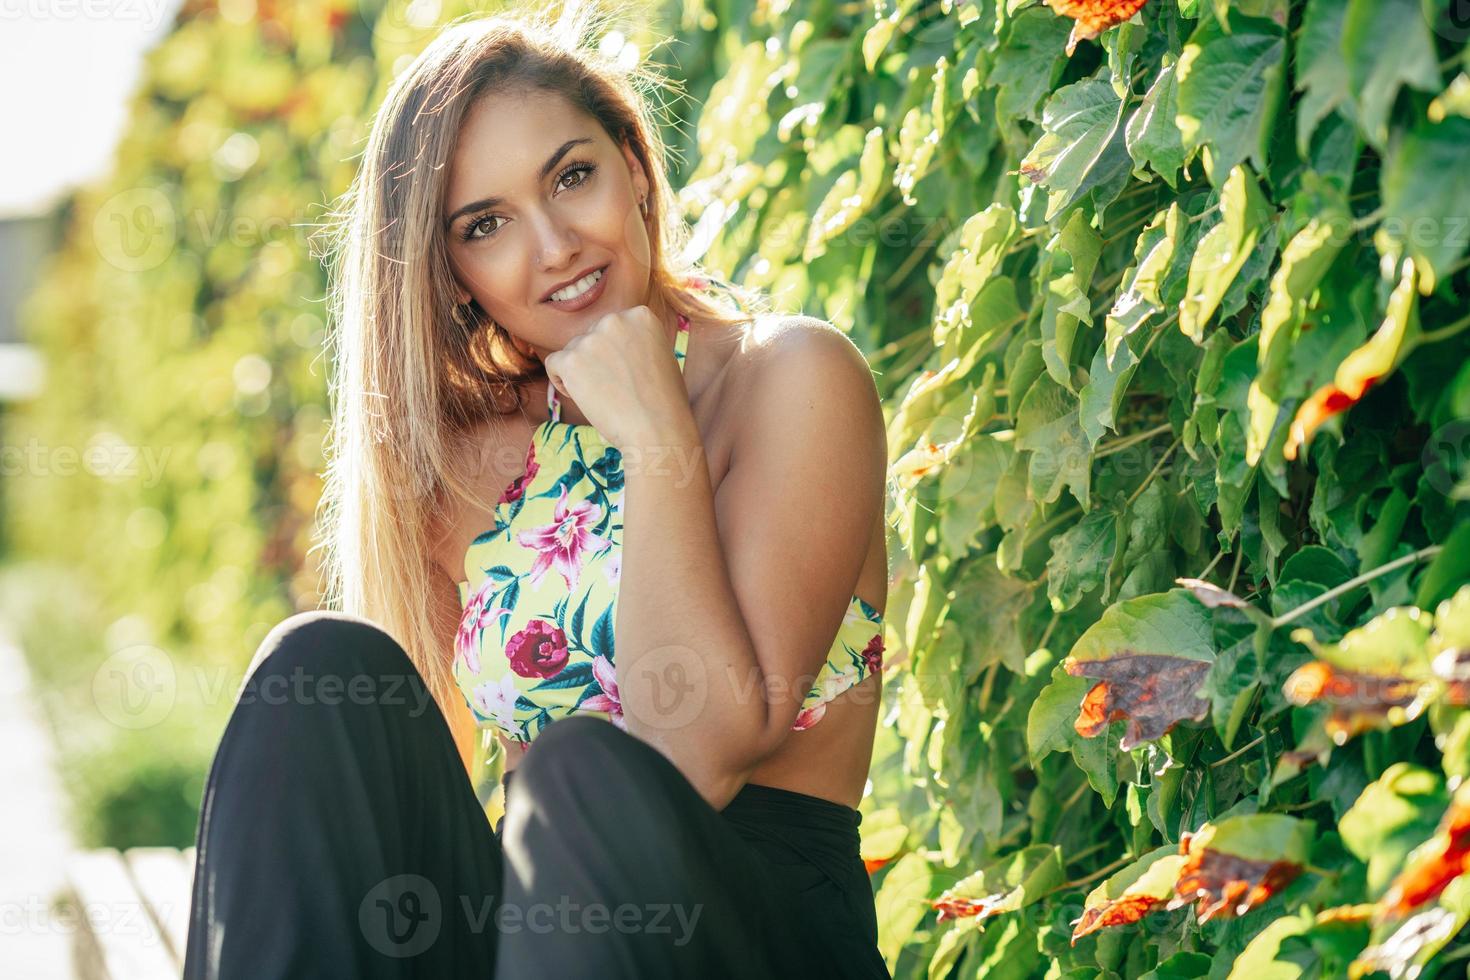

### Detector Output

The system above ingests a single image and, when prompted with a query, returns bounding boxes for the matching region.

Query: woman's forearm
[614,419,772,809]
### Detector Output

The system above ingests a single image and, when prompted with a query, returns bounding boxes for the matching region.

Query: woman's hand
[542,306,694,452]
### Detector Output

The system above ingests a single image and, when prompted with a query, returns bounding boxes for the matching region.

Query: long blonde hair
[309,0,768,724]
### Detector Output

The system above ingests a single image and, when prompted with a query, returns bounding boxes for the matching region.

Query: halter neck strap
[547,312,690,424]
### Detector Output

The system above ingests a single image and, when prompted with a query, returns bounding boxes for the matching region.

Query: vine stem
[1063,838,1113,869]
[1062,853,1135,890]
[870,329,929,362]
[1420,311,1470,346]
[1350,206,1385,232]
[1271,545,1444,628]
[1125,437,1180,507]
[1209,733,1265,768]
[1096,422,1173,459]
[1195,548,1227,581]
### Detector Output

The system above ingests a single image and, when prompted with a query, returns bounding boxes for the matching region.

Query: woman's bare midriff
[448,313,888,811]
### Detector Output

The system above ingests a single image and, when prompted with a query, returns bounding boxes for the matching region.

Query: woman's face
[442,88,652,358]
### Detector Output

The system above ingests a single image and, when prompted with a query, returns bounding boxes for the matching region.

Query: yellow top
[452,309,884,746]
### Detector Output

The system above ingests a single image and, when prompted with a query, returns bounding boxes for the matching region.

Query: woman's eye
[461,162,597,243]
[464,215,503,241]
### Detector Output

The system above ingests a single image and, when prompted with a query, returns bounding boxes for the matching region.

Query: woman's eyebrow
[444,136,596,229]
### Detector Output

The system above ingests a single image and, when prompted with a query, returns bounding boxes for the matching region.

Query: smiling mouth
[543,265,608,304]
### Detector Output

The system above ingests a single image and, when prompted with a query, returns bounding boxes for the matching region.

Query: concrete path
[0,622,78,979]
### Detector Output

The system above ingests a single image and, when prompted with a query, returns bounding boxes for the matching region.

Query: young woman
[183,3,891,977]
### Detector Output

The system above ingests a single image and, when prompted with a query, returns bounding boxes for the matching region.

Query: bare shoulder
[726,314,882,421]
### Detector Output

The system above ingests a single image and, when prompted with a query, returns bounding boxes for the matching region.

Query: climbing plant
[677,0,1470,975]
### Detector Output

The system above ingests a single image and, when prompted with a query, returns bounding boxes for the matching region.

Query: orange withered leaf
[1169,849,1303,922]
[1284,258,1420,461]
[1282,660,1427,745]
[931,892,1009,923]
[1165,815,1311,924]
[1378,784,1470,920]
[932,846,1065,925]
[1047,0,1150,56]
[1066,652,1212,751]
[864,856,893,875]
[1070,851,1187,944]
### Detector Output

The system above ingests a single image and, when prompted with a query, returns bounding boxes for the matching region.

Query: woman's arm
[615,319,887,809]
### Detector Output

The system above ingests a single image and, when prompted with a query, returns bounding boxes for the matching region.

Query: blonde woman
[183,3,890,977]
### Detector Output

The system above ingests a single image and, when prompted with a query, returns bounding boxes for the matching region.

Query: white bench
[65,846,196,980]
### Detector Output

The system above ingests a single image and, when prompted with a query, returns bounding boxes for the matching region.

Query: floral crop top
[452,304,886,747]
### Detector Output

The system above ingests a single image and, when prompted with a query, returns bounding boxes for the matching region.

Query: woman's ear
[620,140,649,204]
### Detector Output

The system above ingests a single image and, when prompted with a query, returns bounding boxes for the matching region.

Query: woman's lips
[542,264,609,312]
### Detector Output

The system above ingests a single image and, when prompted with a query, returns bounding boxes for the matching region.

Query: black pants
[182,610,890,979]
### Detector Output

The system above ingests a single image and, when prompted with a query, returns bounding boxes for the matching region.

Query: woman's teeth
[548,267,604,303]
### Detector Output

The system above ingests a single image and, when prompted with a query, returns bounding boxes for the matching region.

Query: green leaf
[1019,78,1132,222]
[1142,950,1213,979]
[1125,59,1187,189]
[1179,164,1273,342]
[1338,762,1449,898]
[1294,0,1351,156]
[1015,374,1092,508]
[1374,116,1470,294]
[1072,845,1186,942]
[1027,661,1093,764]
[1290,604,1435,678]
[934,844,1064,919]
[1175,11,1287,186]
[1342,0,1442,152]
[803,126,888,262]
[989,7,1071,125]
[932,205,1021,350]
[1047,508,1121,612]
[1224,908,1313,979]
[1246,200,1352,465]
[1039,207,1103,389]
[1103,204,1179,366]
[1069,588,1218,667]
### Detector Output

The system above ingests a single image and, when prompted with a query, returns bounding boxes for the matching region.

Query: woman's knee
[241,611,424,711]
[513,715,675,810]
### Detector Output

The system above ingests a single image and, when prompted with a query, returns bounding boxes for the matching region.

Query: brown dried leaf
[1283,660,1428,745]
[1070,853,1187,944]
[1378,784,1470,920]
[1066,652,1211,751]
[1167,845,1303,923]
[1175,577,1252,610]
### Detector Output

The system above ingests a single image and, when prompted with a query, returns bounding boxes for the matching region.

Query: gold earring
[639,197,649,218]
[451,302,472,328]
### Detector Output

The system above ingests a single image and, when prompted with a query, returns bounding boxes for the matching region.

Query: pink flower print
[581,654,625,729]
[499,438,539,505]
[860,634,885,675]
[472,674,521,735]
[455,580,511,676]
[792,701,827,732]
[603,551,622,589]
[515,483,612,591]
[505,618,570,678]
